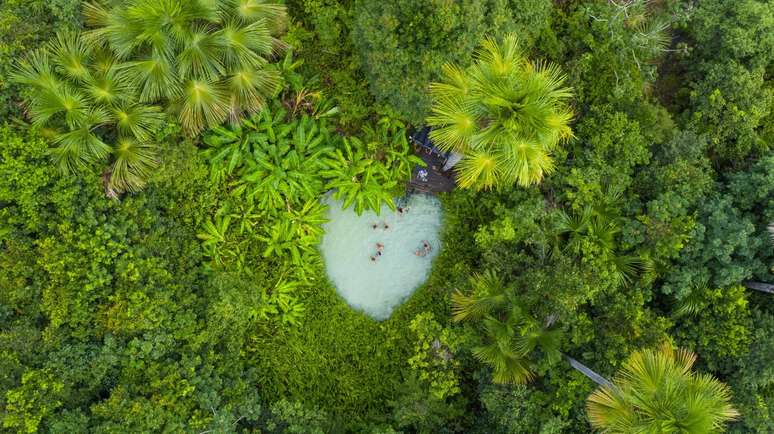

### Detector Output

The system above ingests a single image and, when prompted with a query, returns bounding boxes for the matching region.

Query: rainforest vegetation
[1,0,774,433]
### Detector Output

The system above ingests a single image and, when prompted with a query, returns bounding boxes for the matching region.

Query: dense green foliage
[2,0,774,433]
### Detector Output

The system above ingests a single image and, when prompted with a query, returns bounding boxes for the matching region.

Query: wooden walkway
[407,148,457,194]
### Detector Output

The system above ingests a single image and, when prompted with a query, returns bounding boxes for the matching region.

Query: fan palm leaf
[12,50,59,90]
[226,66,278,119]
[451,270,507,322]
[109,137,159,192]
[428,34,573,190]
[587,343,739,433]
[177,26,225,80]
[218,20,274,70]
[496,138,555,187]
[513,319,563,365]
[473,317,535,384]
[84,63,134,106]
[179,78,230,134]
[121,54,180,102]
[50,107,113,172]
[48,31,94,83]
[113,104,165,141]
[27,84,90,130]
[230,0,287,25]
[426,97,478,153]
[454,150,501,190]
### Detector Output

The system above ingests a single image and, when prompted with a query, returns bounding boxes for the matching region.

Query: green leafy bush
[408,312,463,400]
[351,0,553,122]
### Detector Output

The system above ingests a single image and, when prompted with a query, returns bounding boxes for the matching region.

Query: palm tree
[427,34,574,190]
[452,270,563,384]
[555,206,649,288]
[14,0,286,193]
[586,343,739,433]
[83,0,286,135]
[13,31,163,193]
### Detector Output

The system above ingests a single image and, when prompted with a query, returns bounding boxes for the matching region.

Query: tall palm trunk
[563,353,612,387]
[744,281,774,294]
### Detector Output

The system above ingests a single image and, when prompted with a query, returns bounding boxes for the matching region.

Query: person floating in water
[370,255,377,262]
[382,221,390,230]
[414,240,431,257]
[371,223,379,230]
[376,242,384,252]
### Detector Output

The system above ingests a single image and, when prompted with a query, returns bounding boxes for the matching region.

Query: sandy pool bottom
[319,194,443,320]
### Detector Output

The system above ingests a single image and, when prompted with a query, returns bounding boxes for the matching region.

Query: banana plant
[197,212,247,269]
[287,199,329,243]
[323,136,397,215]
[251,276,307,326]
[242,116,333,210]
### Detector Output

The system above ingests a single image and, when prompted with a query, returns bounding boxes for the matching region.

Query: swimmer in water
[370,255,377,262]
[376,242,384,252]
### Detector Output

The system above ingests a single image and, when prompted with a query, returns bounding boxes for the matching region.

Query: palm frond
[587,343,738,432]
[428,33,573,190]
[217,20,273,70]
[177,26,225,80]
[27,84,90,130]
[84,63,135,106]
[12,49,59,91]
[427,97,478,153]
[474,317,535,384]
[451,270,508,322]
[455,150,501,191]
[50,115,113,173]
[108,136,159,192]
[178,78,230,135]
[121,54,181,102]
[48,31,94,83]
[230,0,287,26]
[112,104,165,141]
[225,66,279,120]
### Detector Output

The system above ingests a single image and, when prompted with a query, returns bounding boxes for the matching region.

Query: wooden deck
[407,148,457,194]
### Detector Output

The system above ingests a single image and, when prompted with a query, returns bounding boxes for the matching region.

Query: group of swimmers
[368,204,432,262]
[369,242,384,262]
[369,240,432,262]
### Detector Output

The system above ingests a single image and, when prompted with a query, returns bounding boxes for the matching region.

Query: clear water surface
[319,194,443,320]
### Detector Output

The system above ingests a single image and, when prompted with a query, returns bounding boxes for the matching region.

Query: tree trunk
[564,353,612,388]
[744,281,774,294]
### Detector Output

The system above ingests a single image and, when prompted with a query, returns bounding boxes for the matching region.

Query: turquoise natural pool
[320,194,443,320]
